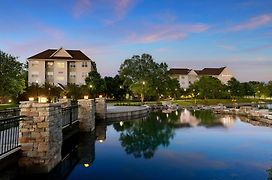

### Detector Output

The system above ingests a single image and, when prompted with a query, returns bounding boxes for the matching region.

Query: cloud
[229,14,272,31]
[104,0,137,25]
[217,43,235,51]
[241,44,272,52]
[35,23,64,39]
[73,0,92,18]
[127,23,209,43]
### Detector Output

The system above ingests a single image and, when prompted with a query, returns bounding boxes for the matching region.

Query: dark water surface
[67,110,272,180]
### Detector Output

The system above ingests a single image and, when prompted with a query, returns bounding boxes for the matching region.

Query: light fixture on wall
[84,95,89,99]
[29,97,35,101]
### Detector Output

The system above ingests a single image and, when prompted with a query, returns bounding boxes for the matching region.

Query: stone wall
[96,98,107,120]
[19,101,62,173]
[78,99,95,132]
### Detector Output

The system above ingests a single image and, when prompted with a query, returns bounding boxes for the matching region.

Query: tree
[119,53,179,103]
[267,81,272,97]
[193,76,225,99]
[227,77,242,98]
[85,71,105,98]
[0,50,25,103]
[104,75,128,100]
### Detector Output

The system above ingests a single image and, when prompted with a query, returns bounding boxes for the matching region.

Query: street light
[35,80,39,100]
[141,81,146,104]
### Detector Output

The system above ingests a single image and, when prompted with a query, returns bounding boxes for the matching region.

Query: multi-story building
[169,68,198,89]
[196,67,233,84]
[170,67,234,89]
[28,47,95,86]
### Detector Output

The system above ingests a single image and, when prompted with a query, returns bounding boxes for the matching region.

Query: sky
[0,0,272,82]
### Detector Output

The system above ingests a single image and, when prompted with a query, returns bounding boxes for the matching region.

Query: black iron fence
[0,108,20,119]
[62,105,79,128]
[0,116,24,156]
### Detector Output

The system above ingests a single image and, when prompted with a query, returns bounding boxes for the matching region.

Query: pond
[66,109,272,180]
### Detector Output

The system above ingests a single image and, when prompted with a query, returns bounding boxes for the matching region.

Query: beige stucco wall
[217,67,234,84]
[54,60,67,85]
[28,59,92,86]
[28,59,45,85]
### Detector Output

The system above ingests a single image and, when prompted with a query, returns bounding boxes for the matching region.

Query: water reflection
[66,110,272,179]
[113,114,175,159]
[78,133,95,168]
[96,124,107,143]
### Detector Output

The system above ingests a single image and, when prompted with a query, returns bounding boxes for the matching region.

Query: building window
[57,62,65,68]
[181,76,185,79]
[70,62,76,68]
[32,74,39,78]
[31,61,39,67]
[58,71,63,74]
[31,72,39,78]
[82,61,88,67]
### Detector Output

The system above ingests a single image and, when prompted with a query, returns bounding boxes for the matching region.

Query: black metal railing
[0,116,24,156]
[62,105,78,128]
[0,108,20,119]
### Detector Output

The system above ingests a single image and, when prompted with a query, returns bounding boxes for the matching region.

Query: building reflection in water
[179,109,200,127]
[178,109,235,128]
[219,115,235,128]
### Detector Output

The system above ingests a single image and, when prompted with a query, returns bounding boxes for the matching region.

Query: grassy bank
[0,104,18,110]
[174,98,272,106]
[111,98,272,107]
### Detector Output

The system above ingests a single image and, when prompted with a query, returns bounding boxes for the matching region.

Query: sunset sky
[0,0,271,82]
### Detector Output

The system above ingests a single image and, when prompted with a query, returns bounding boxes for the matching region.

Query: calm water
[67,109,272,180]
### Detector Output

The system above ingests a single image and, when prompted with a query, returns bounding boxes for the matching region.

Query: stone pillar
[96,98,107,120]
[78,99,95,132]
[19,101,62,173]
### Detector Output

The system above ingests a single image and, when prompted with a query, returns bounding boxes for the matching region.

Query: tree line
[0,49,271,103]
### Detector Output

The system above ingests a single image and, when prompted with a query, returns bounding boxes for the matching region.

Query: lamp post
[193,89,196,105]
[141,81,146,104]
[35,80,39,100]
[48,87,51,103]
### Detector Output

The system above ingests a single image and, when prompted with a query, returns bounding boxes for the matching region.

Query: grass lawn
[0,104,18,110]
[111,98,272,107]
[174,98,272,106]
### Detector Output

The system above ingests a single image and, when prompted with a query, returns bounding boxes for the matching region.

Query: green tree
[193,76,225,99]
[240,82,255,97]
[267,81,272,97]
[85,71,105,98]
[0,50,25,102]
[104,75,128,100]
[227,77,242,98]
[119,53,179,103]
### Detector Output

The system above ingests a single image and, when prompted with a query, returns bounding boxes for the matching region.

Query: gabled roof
[28,48,91,60]
[197,67,226,75]
[169,68,192,75]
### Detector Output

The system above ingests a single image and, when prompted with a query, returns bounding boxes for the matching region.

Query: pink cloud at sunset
[229,14,272,31]
[127,23,209,43]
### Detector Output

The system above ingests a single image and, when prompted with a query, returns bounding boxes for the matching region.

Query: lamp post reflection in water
[78,133,96,168]
[96,124,107,143]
